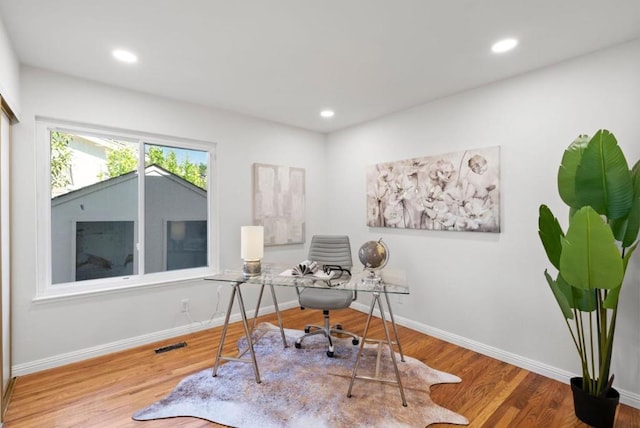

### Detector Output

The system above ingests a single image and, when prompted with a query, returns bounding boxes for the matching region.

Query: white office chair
[294,235,360,357]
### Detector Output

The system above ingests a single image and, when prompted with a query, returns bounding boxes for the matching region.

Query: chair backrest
[308,235,352,270]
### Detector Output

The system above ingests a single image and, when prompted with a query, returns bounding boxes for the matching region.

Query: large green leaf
[544,270,573,319]
[538,205,564,270]
[558,134,589,208]
[605,242,639,308]
[623,241,638,272]
[575,130,633,219]
[611,160,640,247]
[603,285,621,309]
[560,206,623,290]
[610,217,628,242]
[623,161,640,246]
[558,273,596,312]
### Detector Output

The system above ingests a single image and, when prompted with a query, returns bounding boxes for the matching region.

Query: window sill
[32,269,217,304]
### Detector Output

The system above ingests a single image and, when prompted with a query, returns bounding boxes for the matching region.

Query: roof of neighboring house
[52,164,206,206]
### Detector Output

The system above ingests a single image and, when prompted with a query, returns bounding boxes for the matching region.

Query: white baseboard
[350,301,640,409]
[12,300,300,378]
[13,299,639,409]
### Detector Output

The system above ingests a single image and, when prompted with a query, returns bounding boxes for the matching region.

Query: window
[36,119,216,299]
[165,220,207,271]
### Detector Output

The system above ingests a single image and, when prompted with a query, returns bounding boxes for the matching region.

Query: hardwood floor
[3,308,639,427]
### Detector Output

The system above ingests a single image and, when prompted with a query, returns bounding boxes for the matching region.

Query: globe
[358,239,389,271]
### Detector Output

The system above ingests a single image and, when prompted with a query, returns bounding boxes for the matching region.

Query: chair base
[295,310,359,357]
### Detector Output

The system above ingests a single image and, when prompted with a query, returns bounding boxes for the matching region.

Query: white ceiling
[1,0,640,133]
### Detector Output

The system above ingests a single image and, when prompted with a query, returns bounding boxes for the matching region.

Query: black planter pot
[570,377,620,428]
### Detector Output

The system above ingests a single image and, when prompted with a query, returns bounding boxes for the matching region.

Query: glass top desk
[205,266,411,406]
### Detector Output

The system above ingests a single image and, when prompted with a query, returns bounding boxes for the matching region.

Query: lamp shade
[241,226,264,260]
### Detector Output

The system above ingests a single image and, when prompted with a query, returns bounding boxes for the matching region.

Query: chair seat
[299,288,353,310]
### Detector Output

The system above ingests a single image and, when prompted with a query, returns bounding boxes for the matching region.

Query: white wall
[11,67,328,371]
[326,39,640,403]
[0,16,20,116]
[7,35,640,407]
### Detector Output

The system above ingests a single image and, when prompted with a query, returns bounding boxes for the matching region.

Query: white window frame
[34,118,218,301]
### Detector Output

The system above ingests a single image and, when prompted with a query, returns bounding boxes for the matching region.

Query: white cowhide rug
[133,323,469,427]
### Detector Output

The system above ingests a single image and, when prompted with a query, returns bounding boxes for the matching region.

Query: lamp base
[242,260,261,278]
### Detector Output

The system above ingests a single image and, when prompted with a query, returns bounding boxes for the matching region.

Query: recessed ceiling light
[320,110,335,118]
[112,49,138,63]
[491,38,518,54]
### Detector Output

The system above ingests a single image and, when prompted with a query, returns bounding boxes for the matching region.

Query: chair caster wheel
[335,324,343,330]
[295,342,301,349]
[304,327,310,333]
[352,339,359,345]
[326,350,334,358]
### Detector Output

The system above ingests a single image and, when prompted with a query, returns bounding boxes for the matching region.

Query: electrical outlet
[181,298,189,312]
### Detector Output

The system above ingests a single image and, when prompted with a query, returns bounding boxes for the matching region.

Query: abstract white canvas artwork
[366,147,500,232]
[253,163,305,245]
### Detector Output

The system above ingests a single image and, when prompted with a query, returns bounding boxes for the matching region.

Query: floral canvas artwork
[253,163,305,246]
[366,147,500,232]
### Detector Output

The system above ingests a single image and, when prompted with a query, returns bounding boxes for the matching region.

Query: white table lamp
[241,225,264,277]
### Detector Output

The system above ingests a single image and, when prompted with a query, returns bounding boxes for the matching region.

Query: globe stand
[362,268,383,288]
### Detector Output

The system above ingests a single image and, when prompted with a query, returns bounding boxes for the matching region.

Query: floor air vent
[154,342,187,354]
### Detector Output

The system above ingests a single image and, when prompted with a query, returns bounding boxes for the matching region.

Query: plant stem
[588,310,596,394]
[563,316,581,356]
[598,295,619,395]
[597,289,606,394]
[574,306,590,390]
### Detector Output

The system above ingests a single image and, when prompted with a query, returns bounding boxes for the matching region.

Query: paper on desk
[279,269,334,280]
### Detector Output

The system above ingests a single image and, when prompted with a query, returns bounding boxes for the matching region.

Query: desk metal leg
[251,283,266,331]
[346,294,376,397]
[252,283,288,348]
[347,292,407,406]
[212,283,236,378]
[377,293,406,406]
[384,289,405,362]
[269,283,288,347]
[236,284,262,382]
[212,282,261,383]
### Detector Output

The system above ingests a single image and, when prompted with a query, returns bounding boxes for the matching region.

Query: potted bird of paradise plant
[538,129,639,428]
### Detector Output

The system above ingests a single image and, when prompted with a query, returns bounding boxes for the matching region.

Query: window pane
[144,143,208,273]
[166,220,207,271]
[50,131,139,284]
[75,221,135,281]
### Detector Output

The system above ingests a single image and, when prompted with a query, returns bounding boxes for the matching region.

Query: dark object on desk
[322,264,351,276]
[295,235,360,357]
[154,342,187,354]
[322,264,351,287]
